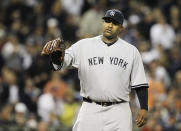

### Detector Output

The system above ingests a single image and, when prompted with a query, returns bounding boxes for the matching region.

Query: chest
[80,43,133,71]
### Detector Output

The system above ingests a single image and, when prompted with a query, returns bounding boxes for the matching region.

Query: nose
[108,22,113,28]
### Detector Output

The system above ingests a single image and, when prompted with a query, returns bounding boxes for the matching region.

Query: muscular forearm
[135,86,148,111]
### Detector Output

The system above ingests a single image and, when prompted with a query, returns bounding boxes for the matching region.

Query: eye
[104,19,119,25]
[112,21,119,25]
[104,19,111,23]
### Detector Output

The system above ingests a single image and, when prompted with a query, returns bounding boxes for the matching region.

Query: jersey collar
[100,35,119,47]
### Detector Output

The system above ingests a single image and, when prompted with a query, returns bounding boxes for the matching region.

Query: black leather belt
[83,97,126,107]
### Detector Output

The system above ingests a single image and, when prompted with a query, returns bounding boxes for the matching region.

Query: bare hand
[136,109,148,127]
[41,38,64,56]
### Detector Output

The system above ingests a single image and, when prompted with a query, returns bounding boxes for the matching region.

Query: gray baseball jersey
[53,35,148,102]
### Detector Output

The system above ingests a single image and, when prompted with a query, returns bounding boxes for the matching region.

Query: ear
[119,24,123,29]
[118,25,124,34]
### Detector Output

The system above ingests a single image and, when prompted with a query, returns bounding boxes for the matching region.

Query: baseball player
[41,9,148,131]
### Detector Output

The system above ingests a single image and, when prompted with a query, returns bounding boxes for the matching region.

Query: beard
[103,31,117,40]
[104,34,113,39]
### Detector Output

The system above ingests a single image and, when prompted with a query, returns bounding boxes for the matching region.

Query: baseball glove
[41,38,66,64]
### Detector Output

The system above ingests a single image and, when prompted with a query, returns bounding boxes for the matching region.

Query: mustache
[105,28,112,32]
[105,28,112,30]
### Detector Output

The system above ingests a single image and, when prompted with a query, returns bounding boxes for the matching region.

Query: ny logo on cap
[110,10,115,16]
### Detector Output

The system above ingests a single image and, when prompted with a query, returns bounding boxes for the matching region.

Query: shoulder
[72,36,100,47]
[38,93,52,103]
[80,36,100,43]
[119,38,141,56]
[150,24,161,33]
[119,38,138,50]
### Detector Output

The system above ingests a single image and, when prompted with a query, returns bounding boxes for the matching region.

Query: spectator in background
[44,72,67,99]
[50,0,68,29]
[0,27,6,71]
[26,113,38,130]
[78,0,106,38]
[45,18,62,42]
[24,0,39,7]
[1,67,19,105]
[147,60,167,109]
[175,96,181,130]
[142,111,163,131]
[61,14,78,43]
[60,87,80,127]
[150,8,175,50]
[37,120,49,131]
[61,0,84,17]
[0,75,9,108]
[4,0,32,28]
[14,102,27,129]
[149,59,171,89]
[169,6,181,33]
[160,89,178,130]
[168,46,181,78]
[137,9,155,41]
[5,0,33,43]
[31,2,46,29]
[172,70,181,89]
[0,104,14,128]
[25,38,50,88]
[26,26,44,48]
[38,86,64,125]
[138,40,159,65]
[19,78,40,113]
[1,34,31,72]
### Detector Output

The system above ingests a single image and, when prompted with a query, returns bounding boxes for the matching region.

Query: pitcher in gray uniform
[41,9,149,131]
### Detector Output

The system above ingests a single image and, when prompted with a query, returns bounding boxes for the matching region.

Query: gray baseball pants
[73,101,132,131]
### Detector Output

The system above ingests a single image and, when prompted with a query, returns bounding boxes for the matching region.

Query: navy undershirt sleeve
[134,86,148,110]
[50,51,62,65]
[49,51,63,71]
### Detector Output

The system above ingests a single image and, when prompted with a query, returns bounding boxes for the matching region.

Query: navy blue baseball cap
[102,9,124,25]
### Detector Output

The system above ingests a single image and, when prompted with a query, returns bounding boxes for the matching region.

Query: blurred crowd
[0,0,181,130]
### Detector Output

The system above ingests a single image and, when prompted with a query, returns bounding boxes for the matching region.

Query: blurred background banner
[0,0,181,131]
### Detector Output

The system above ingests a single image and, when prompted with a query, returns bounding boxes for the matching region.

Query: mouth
[105,29,112,33]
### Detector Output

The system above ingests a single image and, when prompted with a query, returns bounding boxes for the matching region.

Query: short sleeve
[51,41,81,71]
[62,42,80,69]
[130,48,148,88]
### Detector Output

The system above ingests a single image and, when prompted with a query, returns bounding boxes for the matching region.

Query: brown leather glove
[41,38,65,63]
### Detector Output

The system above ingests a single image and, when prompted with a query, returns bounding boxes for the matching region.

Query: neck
[102,35,118,45]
